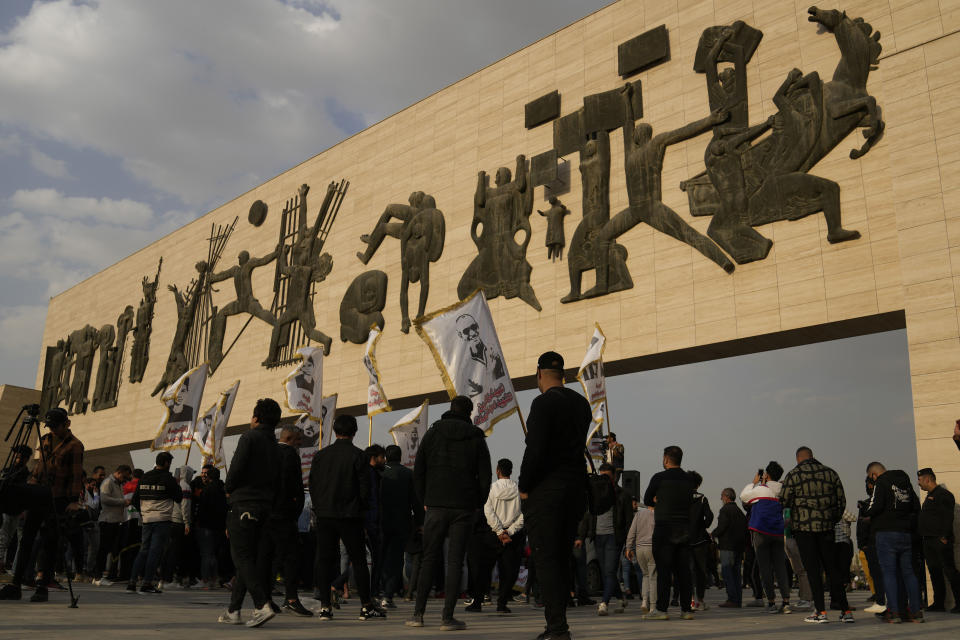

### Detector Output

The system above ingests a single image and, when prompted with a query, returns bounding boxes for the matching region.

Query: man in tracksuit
[218,398,280,628]
[128,451,181,594]
[259,425,311,616]
[406,395,492,631]
[865,461,922,622]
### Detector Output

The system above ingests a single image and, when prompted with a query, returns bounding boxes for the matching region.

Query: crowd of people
[1,357,960,638]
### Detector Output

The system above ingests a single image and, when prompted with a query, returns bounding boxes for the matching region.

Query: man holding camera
[0,407,84,603]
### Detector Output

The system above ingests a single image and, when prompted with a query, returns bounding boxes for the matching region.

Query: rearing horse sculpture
[681,6,884,264]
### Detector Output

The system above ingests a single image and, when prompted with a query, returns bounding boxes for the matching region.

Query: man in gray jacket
[93,464,131,586]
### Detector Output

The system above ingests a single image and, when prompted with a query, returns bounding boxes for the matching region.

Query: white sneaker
[94,578,113,587]
[246,603,275,628]
[218,609,242,625]
[794,599,812,610]
[864,602,887,614]
[597,602,608,616]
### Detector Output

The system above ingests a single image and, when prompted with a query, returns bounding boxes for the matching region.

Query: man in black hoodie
[642,445,695,620]
[865,461,922,622]
[406,395,491,631]
[518,351,592,640]
[259,425,311,616]
[310,414,384,622]
[380,444,420,608]
[917,468,960,613]
[219,398,281,628]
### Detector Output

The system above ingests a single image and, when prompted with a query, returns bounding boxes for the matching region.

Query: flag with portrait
[414,289,519,434]
[283,346,324,417]
[364,327,391,416]
[152,364,208,451]
[389,400,428,468]
[195,380,239,465]
[319,393,337,448]
[577,324,607,407]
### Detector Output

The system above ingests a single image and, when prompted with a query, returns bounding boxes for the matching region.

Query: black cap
[917,467,935,477]
[537,351,564,371]
[44,407,68,426]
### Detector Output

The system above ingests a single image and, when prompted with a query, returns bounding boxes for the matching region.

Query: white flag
[283,346,324,417]
[577,324,607,407]
[196,380,240,462]
[364,327,391,416]
[278,422,316,488]
[389,400,428,468]
[414,290,519,434]
[320,393,337,448]
[586,403,606,464]
[587,402,605,445]
[152,364,208,451]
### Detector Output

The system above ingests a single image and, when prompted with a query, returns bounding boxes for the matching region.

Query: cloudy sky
[2,1,920,504]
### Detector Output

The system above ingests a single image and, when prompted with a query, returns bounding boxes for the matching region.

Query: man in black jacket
[309,414,384,622]
[642,445,695,620]
[128,451,181,594]
[917,468,960,613]
[219,398,281,628]
[405,395,491,631]
[865,461,922,622]
[518,352,592,640]
[259,426,311,616]
[687,470,714,611]
[713,487,747,607]
[380,444,420,608]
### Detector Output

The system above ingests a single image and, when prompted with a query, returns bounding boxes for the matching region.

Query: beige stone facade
[36,1,960,488]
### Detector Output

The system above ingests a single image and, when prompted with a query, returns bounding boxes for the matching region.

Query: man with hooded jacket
[406,395,491,631]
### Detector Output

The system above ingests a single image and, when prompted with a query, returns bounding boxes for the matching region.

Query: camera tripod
[2,404,79,608]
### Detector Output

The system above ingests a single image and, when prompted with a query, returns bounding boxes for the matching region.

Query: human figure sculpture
[357,192,445,333]
[356,191,428,265]
[538,196,570,261]
[339,271,388,344]
[91,324,117,412]
[457,155,541,312]
[562,131,632,303]
[589,85,734,298]
[130,260,161,384]
[68,325,98,414]
[207,246,280,372]
[40,339,67,412]
[151,261,208,397]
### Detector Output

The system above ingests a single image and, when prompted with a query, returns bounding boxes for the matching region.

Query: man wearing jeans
[406,395,491,631]
[779,446,852,623]
[127,451,181,594]
[917,468,960,613]
[865,461,922,622]
[712,488,746,607]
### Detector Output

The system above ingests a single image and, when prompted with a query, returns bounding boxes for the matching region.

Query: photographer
[0,407,84,603]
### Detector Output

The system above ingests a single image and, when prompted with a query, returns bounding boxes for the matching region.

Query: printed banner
[320,393,337,448]
[278,423,316,487]
[577,324,607,407]
[389,400,429,468]
[151,364,208,451]
[196,380,240,465]
[364,327,391,416]
[586,402,605,448]
[283,346,324,417]
[414,289,519,434]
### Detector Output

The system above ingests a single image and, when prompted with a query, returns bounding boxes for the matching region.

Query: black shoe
[464,601,482,612]
[317,607,333,621]
[440,617,467,630]
[125,583,137,593]
[926,602,946,612]
[29,587,48,602]
[268,600,281,614]
[497,605,512,615]
[359,605,386,620]
[536,632,572,640]
[576,596,595,606]
[382,597,396,609]
[951,604,960,614]
[0,584,22,600]
[282,599,313,616]
[139,585,161,595]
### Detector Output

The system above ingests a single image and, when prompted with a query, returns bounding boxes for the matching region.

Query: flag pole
[517,408,527,436]
[183,438,193,467]
[368,414,373,446]
[603,399,611,436]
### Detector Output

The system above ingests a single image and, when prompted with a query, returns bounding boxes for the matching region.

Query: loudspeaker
[621,470,642,499]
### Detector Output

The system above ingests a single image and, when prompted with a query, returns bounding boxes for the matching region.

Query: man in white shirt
[466,458,524,615]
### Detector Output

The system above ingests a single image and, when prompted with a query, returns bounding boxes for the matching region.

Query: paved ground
[1,585,959,639]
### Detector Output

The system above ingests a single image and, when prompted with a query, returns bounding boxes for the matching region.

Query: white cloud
[10,188,153,225]
[0,304,47,386]
[27,147,70,179]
